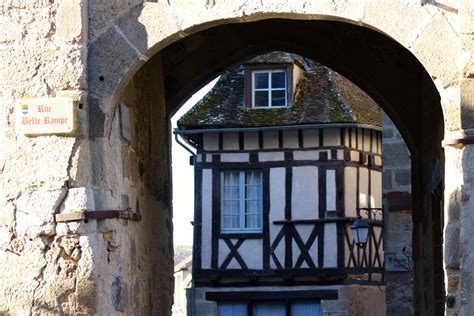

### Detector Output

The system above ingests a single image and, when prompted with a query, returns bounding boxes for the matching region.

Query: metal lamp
[351,216,370,247]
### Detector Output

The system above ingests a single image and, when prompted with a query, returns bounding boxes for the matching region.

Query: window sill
[219,232,263,239]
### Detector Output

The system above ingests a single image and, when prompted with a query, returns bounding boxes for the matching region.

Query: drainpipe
[173,130,196,165]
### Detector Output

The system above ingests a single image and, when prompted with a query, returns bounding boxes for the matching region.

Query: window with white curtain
[217,301,321,316]
[221,170,263,232]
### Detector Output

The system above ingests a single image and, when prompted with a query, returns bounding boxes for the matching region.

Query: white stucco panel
[259,151,284,162]
[220,153,249,162]
[324,223,338,268]
[237,239,263,269]
[292,166,319,219]
[244,132,259,150]
[223,132,239,150]
[201,169,213,269]
[344,167,357,218]
[203,133,219,151]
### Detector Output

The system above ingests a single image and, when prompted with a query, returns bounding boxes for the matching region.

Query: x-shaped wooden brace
[220,238,248,270]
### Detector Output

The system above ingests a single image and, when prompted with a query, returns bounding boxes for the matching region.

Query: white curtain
[245,171,262,229]
[253,303,286,316]
[218,303,246,316]
[291,302,321,316]
[223,171,240,229]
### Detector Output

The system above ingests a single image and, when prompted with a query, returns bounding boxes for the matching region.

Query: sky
[171,78,219,246]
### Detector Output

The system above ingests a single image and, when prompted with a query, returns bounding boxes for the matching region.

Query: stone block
[394,170,411,186]
[461,36,474,79]
[88,27,142,102]
[59,187,95,213]
[410,11,459,87]
[461,79,474,130]
[364,0,430,47]
[382,142,411,167]
[445,187,461,268]
[16,188,67,238]
[88,0,143,42]
[120,104,132,142]
[460,0,474,34]
[88,96,106,138]
[56,0,87,43]
[115,3,182,56]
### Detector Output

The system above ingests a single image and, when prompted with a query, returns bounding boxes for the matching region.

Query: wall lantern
[351,217,371,247]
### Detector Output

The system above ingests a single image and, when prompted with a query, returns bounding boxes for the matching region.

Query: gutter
[173,122,382,135]
[174,132,196,155]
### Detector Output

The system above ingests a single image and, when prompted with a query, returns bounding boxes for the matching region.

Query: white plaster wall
[269,168,286,269]
[222,132,239,150]
[220,153,249,162]
[326,169,336,212]
[282,130,299,148]
[350,150,360,161]
[323,128,340,147]
[357,129,364,151]
[344,167,357,218]
[292,166,319,219]
[259,151,284,162]
[337,149,344,160]
[371,170,382,209]
[359,168,369,209]
[244,132,259,150]
[203,133,219,151]
[303,129,319,148]
[363,129,371,152]
[263,131,279,149]
[324,223,338,267]
[201,169,213,269]
[238,239,263,269]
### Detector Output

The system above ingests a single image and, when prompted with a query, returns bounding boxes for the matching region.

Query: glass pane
[224,171,239,186]
[271,90,286,107]
[291,302,321,316]
[254,91,269,107]
[271,71,286,88]
[254,72,269,89]
[218,303,247,316]
[246,185,258,200]
[224,186,239,200]
[245,213,261,229]
[223,215,239,229]
[223,201,239,216]
[246,171,260,185]
[254,303,286,316]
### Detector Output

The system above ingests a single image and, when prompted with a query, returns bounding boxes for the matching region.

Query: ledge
[55,209,141,222]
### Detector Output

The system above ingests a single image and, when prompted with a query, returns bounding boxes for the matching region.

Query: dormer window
[252,70,287,107]
[244,64,294,108]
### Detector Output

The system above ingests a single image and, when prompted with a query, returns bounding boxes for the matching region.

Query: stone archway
[86,7,451,313]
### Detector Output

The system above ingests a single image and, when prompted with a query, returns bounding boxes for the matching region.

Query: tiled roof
[177,52,381,130]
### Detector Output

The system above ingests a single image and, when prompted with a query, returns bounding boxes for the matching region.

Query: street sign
[16,97,74,135]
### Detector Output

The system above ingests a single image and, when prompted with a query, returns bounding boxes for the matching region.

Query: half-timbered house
[176,52,385,316]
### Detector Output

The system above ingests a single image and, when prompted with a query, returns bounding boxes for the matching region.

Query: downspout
[173,129,198,316]
[173,130,196,165]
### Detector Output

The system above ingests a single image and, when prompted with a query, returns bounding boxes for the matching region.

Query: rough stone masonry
[0,0,473,315]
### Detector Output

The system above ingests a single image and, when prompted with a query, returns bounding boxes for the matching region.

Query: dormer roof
[177,52,381,131]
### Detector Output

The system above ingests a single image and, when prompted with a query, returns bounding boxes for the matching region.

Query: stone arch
[87,3,450,314]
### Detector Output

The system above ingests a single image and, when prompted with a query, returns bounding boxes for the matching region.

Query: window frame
[244,63,294,109]
[251,70,288,108]
[220,169,263,234]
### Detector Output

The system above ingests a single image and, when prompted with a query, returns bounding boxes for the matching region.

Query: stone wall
[0,0,90,313]
[383,113,414,315]
[0,0,472,314]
